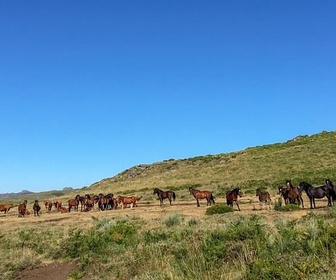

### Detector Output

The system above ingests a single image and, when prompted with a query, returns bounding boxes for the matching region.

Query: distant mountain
[0,190,34,198]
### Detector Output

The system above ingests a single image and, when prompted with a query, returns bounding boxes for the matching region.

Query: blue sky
[1,1,335,193]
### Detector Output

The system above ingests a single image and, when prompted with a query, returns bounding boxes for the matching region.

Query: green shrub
[143,230,169,244]
[205,204,233,215]
[164,214,182,227]
[275,203,300,212]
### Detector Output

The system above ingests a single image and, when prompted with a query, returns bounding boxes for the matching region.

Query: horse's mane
[299,181,313,188]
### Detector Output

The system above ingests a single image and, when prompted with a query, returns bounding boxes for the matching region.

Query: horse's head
[188,186,196,194]
[326,179,334,187]
[286,180,293,188]
[255,189,261,196]
[238,188,243,197]
[153,188,158,195]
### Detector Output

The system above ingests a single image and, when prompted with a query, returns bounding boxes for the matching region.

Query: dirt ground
[3,193,330,280]
[15,262,90,280]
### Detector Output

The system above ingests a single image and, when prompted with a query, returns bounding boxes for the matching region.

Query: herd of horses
[1,179,335,217]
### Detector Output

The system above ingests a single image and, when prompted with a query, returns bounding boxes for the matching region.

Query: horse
[68,195,80,212]
[286,180,304,208]
[75,195,85,211]
[325,179,336,203]
[189,187,215,207]
[53,199,62,210]
[255,189,271,209]
[278,185,290,205]
[105,193,115,210]
[153,188,176,206]
[33,200,41,216]
[83,194,95,211]
[299,181,331,209]
[0,203,14,214]
[226,187,242,211]
[117,195,142,209]
[44,200,53,211]
[18,200,28,217]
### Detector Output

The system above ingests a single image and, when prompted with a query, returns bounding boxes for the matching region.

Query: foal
[256,189,271,210]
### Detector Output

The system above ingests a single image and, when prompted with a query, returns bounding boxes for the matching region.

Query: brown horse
[68,195,80,212]
[44,200,53,211]
[33,200,41,216]
[256,189,271,209]
[153,188,176,206]
[0,203,14,214]
[18,200,28,217]
[117,195,142,209]
[189,187,215,207]
[226,187,242,211]
[82,194,94,211]
[286,180,304,208]
[53,199,62,210]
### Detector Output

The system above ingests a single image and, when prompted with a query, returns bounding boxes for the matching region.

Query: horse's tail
[172,191,176,201]
[137,196,142,201]
[211,193,215,204]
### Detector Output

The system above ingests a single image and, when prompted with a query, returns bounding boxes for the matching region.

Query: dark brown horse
[18,200,28,217]
[226,187,242,211]
[33,199,41,216]
[256,189,271,209]
[189,187,215,207]
[278,186,290,205]
[153,188,176,206]
[286,180,304,208]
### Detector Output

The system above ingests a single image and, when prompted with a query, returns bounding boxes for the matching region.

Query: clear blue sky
[1,1,335,193]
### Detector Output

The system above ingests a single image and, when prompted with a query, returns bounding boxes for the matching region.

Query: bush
[205,204,233,215]
[275,203,300,212]
[164,214,182,227]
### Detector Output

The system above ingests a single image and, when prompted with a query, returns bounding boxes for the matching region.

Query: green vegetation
[3,212,336,279]
[205,204,234,215]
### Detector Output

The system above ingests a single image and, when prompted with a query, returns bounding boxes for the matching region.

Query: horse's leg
[236,201,241,211]
[327,194,332,207]
[309,198,313,209]
[196,199,200,207]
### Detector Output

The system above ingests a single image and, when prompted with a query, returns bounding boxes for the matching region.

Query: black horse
[226,187,242,211]
[325,179,336,204]
[153,188,176,206]
[299,181,332,209]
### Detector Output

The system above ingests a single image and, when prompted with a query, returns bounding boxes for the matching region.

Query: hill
[86,130,336,196]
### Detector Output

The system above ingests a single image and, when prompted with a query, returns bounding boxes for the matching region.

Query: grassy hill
[86,130,336,197]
